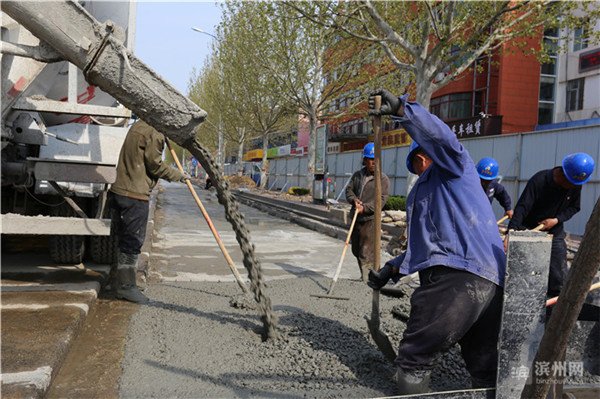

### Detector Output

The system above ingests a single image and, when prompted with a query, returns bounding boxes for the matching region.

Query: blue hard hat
[363,142,375,159]
[476,157,499,180]
[562,152,595,185]
[406,141,421,174]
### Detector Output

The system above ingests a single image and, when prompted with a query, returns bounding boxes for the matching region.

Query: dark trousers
[351,219,374,272]
[396,266,503,386]
[548,232,567,297]
[547,232,599,321]
[109,192,149,255]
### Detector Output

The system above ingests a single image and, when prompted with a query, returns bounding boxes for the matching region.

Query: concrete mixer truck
[1,2,136,264]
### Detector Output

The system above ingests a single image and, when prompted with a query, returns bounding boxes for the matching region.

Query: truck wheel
[49,202,86,264]
[49,235,86,264]
[90,235,118,264]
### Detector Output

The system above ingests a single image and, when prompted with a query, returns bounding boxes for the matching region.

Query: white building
[539,12,600,128]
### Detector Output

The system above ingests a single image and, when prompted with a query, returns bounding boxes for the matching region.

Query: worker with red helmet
[508,152,595,298]
[476,157,513,219]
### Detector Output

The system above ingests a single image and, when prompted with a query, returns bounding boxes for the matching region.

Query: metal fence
[226,124,600,235]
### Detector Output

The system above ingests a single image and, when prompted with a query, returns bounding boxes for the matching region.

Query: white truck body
[1,1,136,263]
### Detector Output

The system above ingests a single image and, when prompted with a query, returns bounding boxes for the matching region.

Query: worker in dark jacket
[367,90,506,394]
[345,142,390,282]
[507,153,594,297]
[476,157,513,218]
[109,120,188,303]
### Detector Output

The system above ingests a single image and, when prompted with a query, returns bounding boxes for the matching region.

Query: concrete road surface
[149,181,363,283]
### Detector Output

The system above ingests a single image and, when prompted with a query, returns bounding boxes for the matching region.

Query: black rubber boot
[393,368,431,395]
[114,252,149,304]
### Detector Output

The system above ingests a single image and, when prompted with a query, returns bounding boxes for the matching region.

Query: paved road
[116,182,410,398]
[150,181,361,283]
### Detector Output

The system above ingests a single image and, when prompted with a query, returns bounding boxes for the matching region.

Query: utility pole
[192,27,225,170]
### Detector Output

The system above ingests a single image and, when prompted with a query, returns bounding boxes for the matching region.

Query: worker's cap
[562,152,595,185]
[476,157,499,180]
[363,142,375,159]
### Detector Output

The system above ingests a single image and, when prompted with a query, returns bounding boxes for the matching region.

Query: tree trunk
[521,198,600,398]
[236,127,245,177]
[259,132,269,189]
[306,109,318,191]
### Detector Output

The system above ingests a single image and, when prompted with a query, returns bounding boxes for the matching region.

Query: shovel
[365,95,397,362]
[166,139,249,295]
[311,210,359,300]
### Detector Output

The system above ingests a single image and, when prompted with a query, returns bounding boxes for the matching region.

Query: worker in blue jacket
[476,157,513,219]
[367,89,506,394]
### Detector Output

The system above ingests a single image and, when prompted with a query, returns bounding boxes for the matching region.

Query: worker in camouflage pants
[109,119,189,303]
[345,142,390,282]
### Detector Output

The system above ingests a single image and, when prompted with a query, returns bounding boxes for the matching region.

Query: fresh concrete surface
[149,182,379,283]
[119,182,471,398]
[118,182,599,398]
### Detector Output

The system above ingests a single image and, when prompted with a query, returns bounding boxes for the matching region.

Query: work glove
[179,172,191,183]
[368,89,402,116]
[368,263,395,290]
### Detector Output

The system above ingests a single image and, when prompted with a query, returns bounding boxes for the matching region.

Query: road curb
[234,191,398,243]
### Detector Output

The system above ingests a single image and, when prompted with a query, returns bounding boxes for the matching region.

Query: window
[573,25,589,52]
[474,91,484,115]
[538,102,554,125]
[566,78,584,111]
[539,76,556,101]
[538,28,558,125]
[541,59,556,75]
[430,93,472,121]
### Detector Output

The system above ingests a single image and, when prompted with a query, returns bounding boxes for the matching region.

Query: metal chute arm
[1,1,207,144]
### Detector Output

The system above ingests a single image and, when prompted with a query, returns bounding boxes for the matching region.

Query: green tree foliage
[221,1,360,189]
[291,1,599,108]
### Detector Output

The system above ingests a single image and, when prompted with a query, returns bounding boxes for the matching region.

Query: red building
[432,36,542,135]
[326,36,548,152]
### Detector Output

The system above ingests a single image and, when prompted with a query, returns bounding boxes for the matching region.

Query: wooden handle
[497,215,509,225]
[328,211,360,294]
[546,281,600,307]
[533,223,545,232]
[372,95,382,272]
[166,139,248,294]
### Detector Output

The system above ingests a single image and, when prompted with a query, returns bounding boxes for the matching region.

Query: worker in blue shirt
[367,89,506,394]
[476,157,513,219]
[508,153,594,298]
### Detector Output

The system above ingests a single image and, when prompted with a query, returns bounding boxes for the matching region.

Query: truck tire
[90,234,118,264]
[48,201,86,264]
[49,235,86,264]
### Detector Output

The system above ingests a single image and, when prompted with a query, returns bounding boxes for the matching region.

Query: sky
[135,1,224,95]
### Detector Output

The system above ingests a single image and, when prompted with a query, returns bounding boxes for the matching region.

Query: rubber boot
[393,368,431,395]
[114,252,149,304]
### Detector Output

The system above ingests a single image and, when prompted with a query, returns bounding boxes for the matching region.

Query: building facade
[324,14,599,152]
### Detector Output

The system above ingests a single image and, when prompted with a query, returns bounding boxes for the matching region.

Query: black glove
[368,263,395,290]
[368,89,402,116]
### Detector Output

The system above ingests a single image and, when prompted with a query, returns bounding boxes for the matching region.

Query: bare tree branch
[362,0,418,55]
